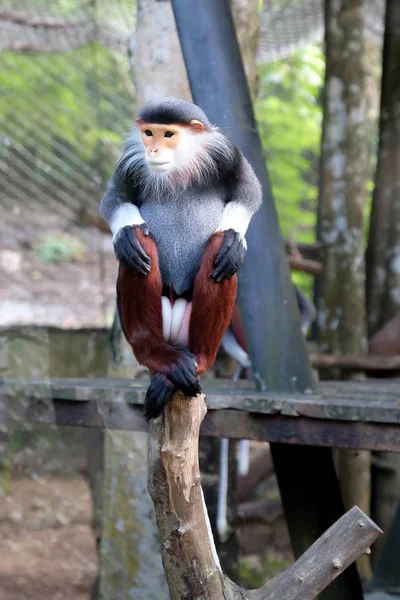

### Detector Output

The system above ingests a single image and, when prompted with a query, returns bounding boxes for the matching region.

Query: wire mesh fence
[1,0,135,229]
[0,0,384,231]
[260,0,384,62]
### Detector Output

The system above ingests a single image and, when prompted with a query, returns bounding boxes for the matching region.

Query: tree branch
[285,240,323,262]
[238,499,283,525]
[147,392,382,599]
[288,256,323,276]
[311,353,400,371]
[250,506,382,600]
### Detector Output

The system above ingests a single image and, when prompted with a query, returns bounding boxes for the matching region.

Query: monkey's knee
[200,232,225,275]
[195,353,217,375]
[212,229,246,282]
[201,231,246,282]
[189,274,237,376]
[135,228,159,263]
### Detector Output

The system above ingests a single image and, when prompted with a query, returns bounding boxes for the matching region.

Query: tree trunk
[129,0,191,107]
[319,0,368,358]
[365,0,400,565]
[230,0,260,98]
[318,0,371,582]
[199,436,239,582]
[129,0,260,105]
[366,0,400,335]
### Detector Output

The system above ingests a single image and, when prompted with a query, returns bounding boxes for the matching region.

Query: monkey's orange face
[137,119,205,173]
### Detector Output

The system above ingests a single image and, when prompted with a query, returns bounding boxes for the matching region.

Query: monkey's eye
[144,130,153,137]
[164,131,174,138]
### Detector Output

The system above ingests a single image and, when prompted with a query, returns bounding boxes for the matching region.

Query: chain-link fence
[1,0,135,229]
[0,0,384,230]
[260,0,384,62]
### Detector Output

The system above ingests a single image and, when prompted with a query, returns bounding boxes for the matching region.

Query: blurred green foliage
[255,45,325,295]
[0,42,134,204]
[240,553,292,588]
[33,233,86,263]
[255,45,325,294]
[256,44,324,243]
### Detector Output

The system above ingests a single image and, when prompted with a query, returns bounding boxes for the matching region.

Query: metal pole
[172,0,311,392]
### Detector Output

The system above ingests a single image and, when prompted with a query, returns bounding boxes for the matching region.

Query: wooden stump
[148,393,226,599]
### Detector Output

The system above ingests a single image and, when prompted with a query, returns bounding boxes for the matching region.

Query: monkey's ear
[189,119,205,133]
[136,117,145,127]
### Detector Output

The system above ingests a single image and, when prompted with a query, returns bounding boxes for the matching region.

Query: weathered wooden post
[169,0,363,597]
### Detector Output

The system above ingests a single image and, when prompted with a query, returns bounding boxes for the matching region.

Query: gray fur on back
[140,186,225,295]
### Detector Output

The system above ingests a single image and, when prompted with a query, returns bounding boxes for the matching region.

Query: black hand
[114,224,151,275]
[166,348,201,396]
[212,229,246,282]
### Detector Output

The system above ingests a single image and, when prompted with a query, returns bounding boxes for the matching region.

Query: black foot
[114,224,151,275]
[144,350,201,420]
[144,373,175,420]
[212,229,246,282]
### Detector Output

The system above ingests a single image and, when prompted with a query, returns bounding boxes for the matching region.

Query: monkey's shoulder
[208,137,242,182]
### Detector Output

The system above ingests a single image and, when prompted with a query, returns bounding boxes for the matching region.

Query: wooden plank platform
[0,377,400,452]
[365,594,400,600]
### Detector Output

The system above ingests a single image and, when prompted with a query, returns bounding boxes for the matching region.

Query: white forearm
[110,203,145,239]
[216,202,252,246]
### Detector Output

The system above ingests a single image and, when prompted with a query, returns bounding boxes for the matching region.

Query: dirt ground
[1,208,102,598]
[0,477,97,600]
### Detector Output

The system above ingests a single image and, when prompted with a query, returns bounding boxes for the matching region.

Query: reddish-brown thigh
[189,232,238,374]
[117,229,184,373]
[230,303,248,352]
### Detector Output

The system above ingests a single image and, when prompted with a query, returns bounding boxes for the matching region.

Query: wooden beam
[1,378,400,452]
[2,377,400,424]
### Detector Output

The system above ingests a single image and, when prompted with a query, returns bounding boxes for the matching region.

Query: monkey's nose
[150,148,158,154]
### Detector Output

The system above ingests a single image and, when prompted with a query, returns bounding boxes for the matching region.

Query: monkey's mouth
[148,161,171,172]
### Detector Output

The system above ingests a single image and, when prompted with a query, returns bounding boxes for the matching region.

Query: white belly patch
[161,296,192,346]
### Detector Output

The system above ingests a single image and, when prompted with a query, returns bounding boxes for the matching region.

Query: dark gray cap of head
[138,97,213,131]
